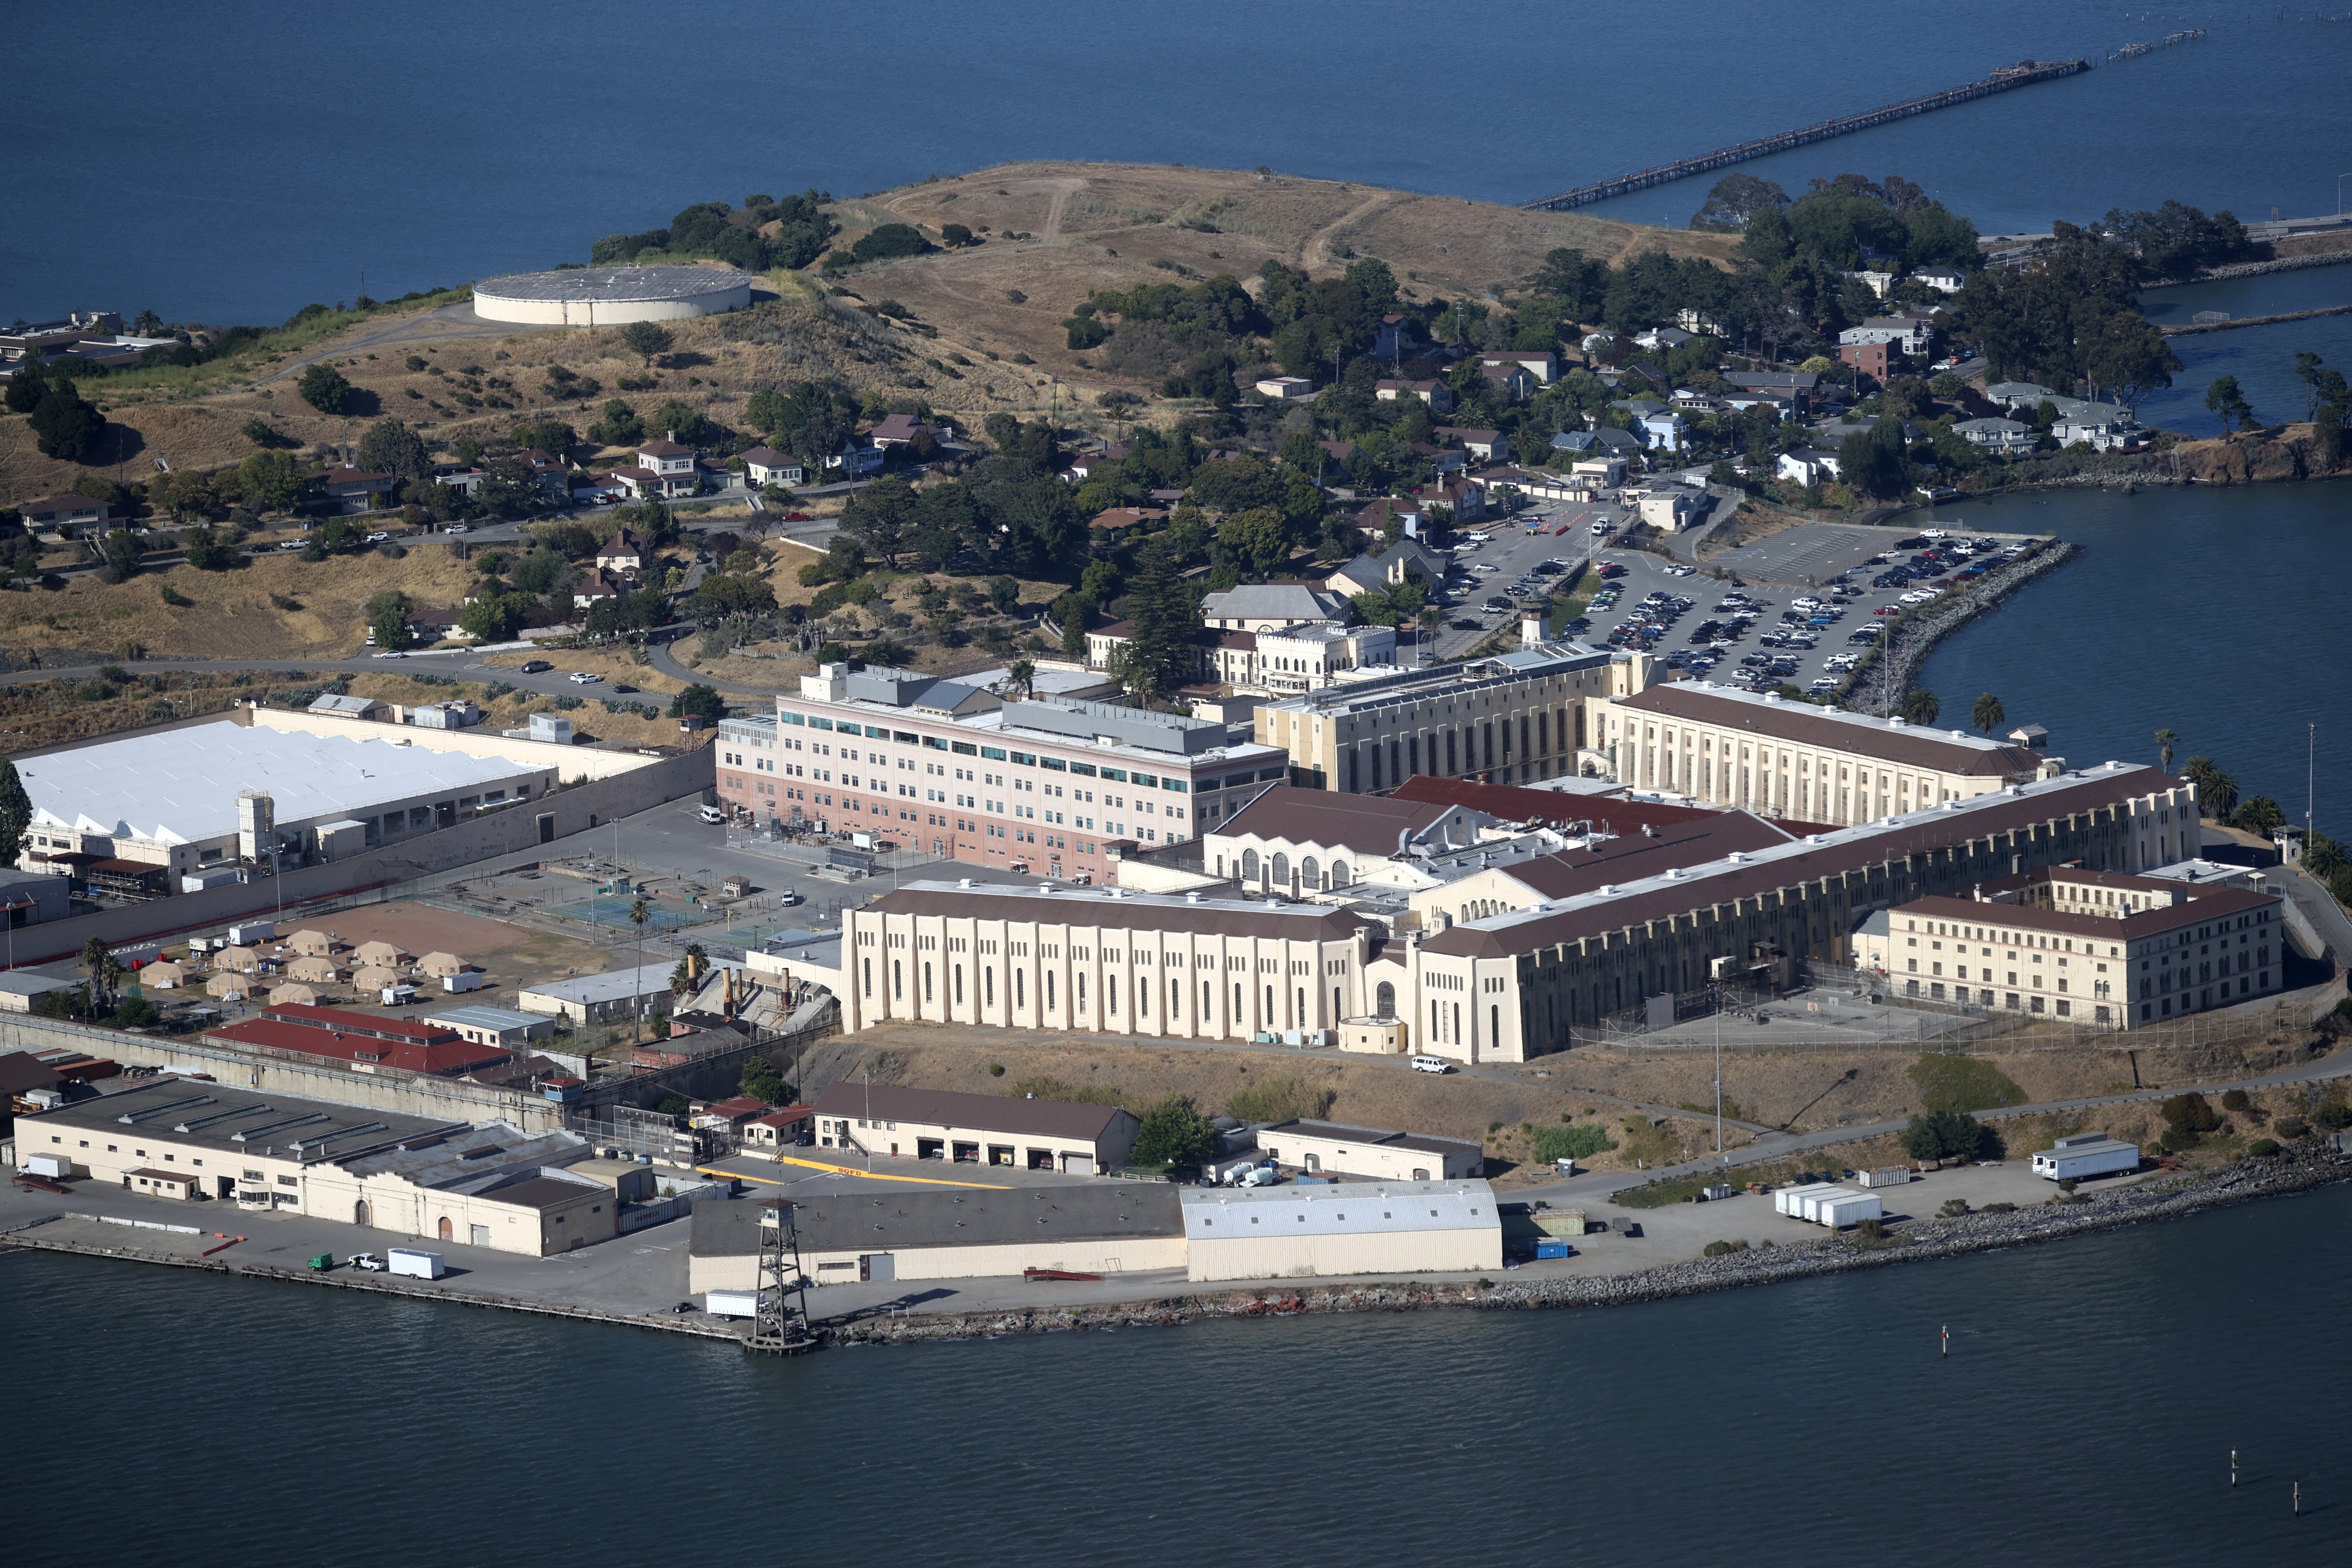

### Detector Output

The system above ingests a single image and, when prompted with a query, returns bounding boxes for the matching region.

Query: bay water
[11,1180,2352,1565]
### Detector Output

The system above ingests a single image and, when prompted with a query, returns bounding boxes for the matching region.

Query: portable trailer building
[1798,1187,1865,1223]
[1775,1182,1844,1217]
[2031,1135,2141,1182]
[1813,1191,1883,1228]
[1857,1167,1912,1189]
[387,1248,445,1279]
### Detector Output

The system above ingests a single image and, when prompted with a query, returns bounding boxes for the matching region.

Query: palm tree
[1971,692,2006,736]
[81,936,121,1013]
[2179,757,2239,820]
[1004,658,1038,700]
[2155,728,2179,772]
[1900,688,1941,726]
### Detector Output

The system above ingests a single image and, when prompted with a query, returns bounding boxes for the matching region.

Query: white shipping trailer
[1813,1191,1883,1228]
[706,1290,763,1319]
[1857,1167,1912,1189]
[24,1150,72,1179]
[387,1248,445,1280]
[2031,1135,2141,1181]
[1774,1182,1845,1217]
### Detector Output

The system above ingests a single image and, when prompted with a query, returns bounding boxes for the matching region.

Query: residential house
[1256,376,1317,401]
[1422,477,1485,522]
[432,464,485,498]
[870,412,947,450]
[1837,314,1933,356]
[1636,409,1686,452]
[514,448,571,499]
[614,435,700,500]
[1090,506,1167,534]
[310,466,398,514]
[1721,371,1820,412]
[573,567,631,609]
[1954,417,2037,454]
[1477,361,1537,401]
[596,528,644,573]
[1776,448,1842,486]
[18,494,110,530]
[1549,430,1600,457]
[2049,400,2141,451]
[1847,269,1896,300]
[826,439,885,477]
[1347,497,1423,545]
[1324,537,1444,598]
[1434,426,1509,463]
[1375,378,1455,414]
[738,446,805,487]
[1587,426,1647,461]
[1839,340,1896,383]
[1631,326,1692,352]
[1985,382,2060,410]
[1914,268,1966,294]
[1370,313,1427,361]
[1479,349,1559,385]
[1314,440,1361,481]
[1571,456,1628,487]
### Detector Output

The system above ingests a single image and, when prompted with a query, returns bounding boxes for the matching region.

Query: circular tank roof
[472,264,755,303]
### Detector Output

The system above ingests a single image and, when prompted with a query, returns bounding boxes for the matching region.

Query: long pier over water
[1521,59,2088,213]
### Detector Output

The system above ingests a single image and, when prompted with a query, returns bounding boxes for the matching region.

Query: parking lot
[1562,526,2043,703]
[1424,500,1628,660]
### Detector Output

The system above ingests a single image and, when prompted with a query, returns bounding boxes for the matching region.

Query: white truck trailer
[2031,1134,2140,1182]
[1813,1191,1883,1228]
[387,1247,445,1280]
[1774,1182,1845,1218]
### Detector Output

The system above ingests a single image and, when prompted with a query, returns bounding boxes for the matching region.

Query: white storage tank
[1814,1191,1883,1228]
[387,1247,445,1279]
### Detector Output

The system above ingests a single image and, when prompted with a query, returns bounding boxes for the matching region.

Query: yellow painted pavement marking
[699,1158,1011,1190]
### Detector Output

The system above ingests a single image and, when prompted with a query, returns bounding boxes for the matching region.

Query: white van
[1465,532,1493,544]
[1409,1054,1450,1075]
[698,805,726,824]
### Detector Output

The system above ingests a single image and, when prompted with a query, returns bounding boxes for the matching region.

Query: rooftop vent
[1764,692,1781,703]
[958,878,973,889]
[1890,717,1907,728]
[1185,891,1202,904]
[1805,834,1824,845]
[1950,729,1966,739]
[1598,884,1616,896]
[1728,851,1749,864]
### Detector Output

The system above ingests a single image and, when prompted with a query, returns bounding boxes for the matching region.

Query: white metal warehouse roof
[1180,1179,1499,1238]
[18,723,548,846]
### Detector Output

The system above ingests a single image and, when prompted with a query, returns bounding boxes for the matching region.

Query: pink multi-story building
[713,663,1289,882]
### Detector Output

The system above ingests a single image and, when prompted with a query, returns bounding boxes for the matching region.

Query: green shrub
[2247,1138,2282,1158]
[2220,1088,2251,1112]
[1908,1054,2027,1113]
[1531,1122,1617,1164]
[2162,1092,2221,1148]
[1899,1108,1989,1161]
[987,1063,1005,1077]
[2316,1102,2352,1130]
[1701,1239,1750,1258]
[1979,1202,2017,1214]
[2277,1117,2311,1139]
[1938,1197,1973,1218]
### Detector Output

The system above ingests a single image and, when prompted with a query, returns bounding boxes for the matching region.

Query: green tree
[180,525,243,572]
[358,418,433,484]
[97,528,144,583]
[849,223,935,263]
[297,362,353,415]
[30,382,105,462]
[112,995,160,1029]
[81,936,123,1013]
[368,590,415,651]
[2154,728,2178,772]
[620,321,674,367]
[1217,506,1293,576]
[1130,1096,1216,1168]
[240,416,282,447]
[0,760,31,871]
[1900,688,1940,725]
[740,1054,787,1102]
[457,592,527,643]
[1108,539,1198,704]
[2159,1091,2221,1151]
[2178,756,2238,820]
[1898,1108,1987,1162]
[987,574,1022,614]
[1689,173,1790,232]
[2204,374,2257,433]
[1971,692,2006,736]
[236,449,307,512]
[669,683,725,720]
[2232,796,2287,838]
[4,361,47,414]
[1001,658,1038,698]
[836,474,918,568]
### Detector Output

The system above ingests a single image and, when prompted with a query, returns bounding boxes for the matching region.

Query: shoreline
[831,1149,2352,1345]
[1841,537,2079,711]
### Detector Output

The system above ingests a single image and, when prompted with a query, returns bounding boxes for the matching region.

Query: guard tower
[745,1196,816,1355]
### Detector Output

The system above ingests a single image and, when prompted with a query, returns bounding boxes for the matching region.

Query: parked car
[1410,1054,1450,1075]
[365,531,391,544]
[520,659,553,673]
[348,1253,386,1272]
[442,523,472,534]
[371,650,406,660]
[568,671,604,685]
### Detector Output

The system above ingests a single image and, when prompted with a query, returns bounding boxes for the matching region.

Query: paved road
[249,301,521,388]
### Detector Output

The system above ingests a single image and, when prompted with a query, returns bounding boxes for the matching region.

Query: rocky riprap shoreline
[1845,539,2078,714]
[826,1151,2349,1345]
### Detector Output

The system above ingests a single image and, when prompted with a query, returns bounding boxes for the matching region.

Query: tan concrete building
[806,1081,1139,1175]
[1592,683,2064,829]
[1853,862,2285,1029]
[688,1185,1185,1291]
[840,882,1381,1043]
[1253,645,1650,794]
[302,1125,612,1256]
[1181,1179,1501,1281]
[1255,1119,1485,1181]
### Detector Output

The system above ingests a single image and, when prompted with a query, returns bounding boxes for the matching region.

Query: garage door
[860,1253,895,1283]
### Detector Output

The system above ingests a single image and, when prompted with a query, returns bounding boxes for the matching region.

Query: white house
[613,434,699,500]
[1954,417,2037,454]
[1636,409,1686,451]
[1256,376,1317,401]
[1837,315,1933,356]
[1776,448,1842,486]
[739,446,805,487]
[1914,268,1966,294]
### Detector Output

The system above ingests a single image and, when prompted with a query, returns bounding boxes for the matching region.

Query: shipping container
[1814,1192,1883,1228]
[706,1290,762,1318]
[1798,1187,1865,1223]
[227,920,276,946]
[1534,1210,1586,1237]
[1857,1167,1912,1189]
[24,1151,72,1179]
[387,1248,444,1280]
[1533,1238,1572,1259]
[442,971,486,993]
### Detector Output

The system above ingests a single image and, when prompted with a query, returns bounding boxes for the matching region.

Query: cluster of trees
[4,362,107,461]
[591,193,839,272]
[824,419,1087,581]
[742,381,859,466]
[1068,272,1268,357]
[1950,217,2193,403]
[298,361,356,415]
[840,222,936,266]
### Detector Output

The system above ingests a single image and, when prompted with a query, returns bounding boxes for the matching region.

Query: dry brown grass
[3,162,1727,506]
[0,546,479,661]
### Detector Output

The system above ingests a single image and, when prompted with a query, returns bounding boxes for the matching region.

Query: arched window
[1376,980,1396,1017]
[1301,855,1320,890]
[1270,852,1290,889]
[1331,861,1351,888]
[1241,848,1260,882]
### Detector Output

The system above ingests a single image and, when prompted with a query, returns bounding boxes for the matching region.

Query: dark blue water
[10,1181,2352,1565]
[1917,481,2349,834]
[11,0,2351,323]
[2141,269,2352,438]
